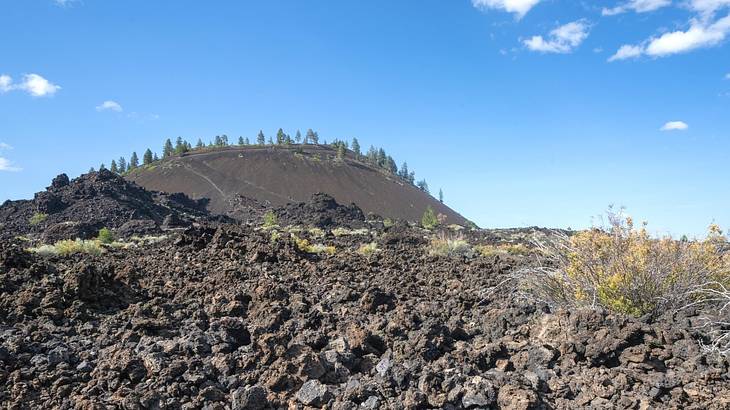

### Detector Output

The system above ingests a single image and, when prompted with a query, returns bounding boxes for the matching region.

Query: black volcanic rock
[275,193,368,228]
[0,170,222,240]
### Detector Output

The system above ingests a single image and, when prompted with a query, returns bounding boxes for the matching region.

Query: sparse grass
[476,243,531,257]
[358,242,380,256]
[29,213,48,226]
[292,234,335,255]
[308,227,325,238]
[383,218,394,228]
[263,211,278,229]
[29,239,104,257]
[332,227,370,237]
[529,209,730,317]
[428,233,472,258]
[129,234,168,244]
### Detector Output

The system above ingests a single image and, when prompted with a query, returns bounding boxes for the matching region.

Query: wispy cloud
[725,72,730,79]
[472,0,541,19]
[661,120,689,131]
[53,0,81,7]
[96,100,123,112]
[0,143,20,172]
[524,20,591,53]
[0,74,61,97]
[602,0,671,16]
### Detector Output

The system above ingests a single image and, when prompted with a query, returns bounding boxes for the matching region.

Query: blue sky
[1,0,728,236]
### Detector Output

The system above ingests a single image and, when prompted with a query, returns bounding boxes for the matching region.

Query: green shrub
[97,227,115,244]
[421,207,438,230]
[263,211,278,228]
[29,213,48,226]
[383,218,394,228]
[292,234,335,255]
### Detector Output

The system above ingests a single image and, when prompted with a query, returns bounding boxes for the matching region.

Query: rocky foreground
[1,173,729,409]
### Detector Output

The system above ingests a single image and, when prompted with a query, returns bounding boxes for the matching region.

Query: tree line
[92,129,444,203]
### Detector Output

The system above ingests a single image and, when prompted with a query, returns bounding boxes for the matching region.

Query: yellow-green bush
[534,212,729,316]
[29,213,48,226]
[263,211,278,229]
[292,234,335,255]
[358,242,380,256]
[97,227,115,244]
[429,234,472,258]
[476,243,531,257]
[29,239,104,257]
[421,207,438,230]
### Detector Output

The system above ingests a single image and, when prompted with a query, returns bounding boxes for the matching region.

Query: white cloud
[53,0,80,7]
[0,157,21,172]
[609,14,730,60]
[602,0,672,16]
[689,0,730,18]
[0,142,12,150]
[96,100,123,112]
[19,74,61,97]
[472,0,541,19]
[661,121,689,130]
[524,20,591,53]
[725,72,730,78]
[608,44,644,61]
[0,75,12,93]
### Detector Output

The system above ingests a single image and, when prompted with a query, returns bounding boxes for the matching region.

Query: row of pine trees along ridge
[92,130,444,203]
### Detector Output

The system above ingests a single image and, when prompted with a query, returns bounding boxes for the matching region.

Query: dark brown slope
[126,145,471,226]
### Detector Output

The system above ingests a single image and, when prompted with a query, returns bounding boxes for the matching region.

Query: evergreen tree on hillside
[175,137,189,154]
[221,135,229,146]
[143,149,153,165]
[295,130,302,143]
[257,130,265,145]
[110,160,118,174]
[163,139,174,158]
[129,152,139,169]
[245,137,250,145]
[439,188,444,203]
[276,128,286,145]
[268,137,274,145]
[351,138,361,158]
[153,152,159,161]
[408,171,415,184]
[118,157,127,173]
[99,163,106,171]
[400,162,409,179]
[336,142,346,160]
[196,138,204,149]
[377,148,387,167]
[386,156,397,174]
[416,179,429,193]
[89,167,95,173]
[238,136,245,145]
[214,135,222,147]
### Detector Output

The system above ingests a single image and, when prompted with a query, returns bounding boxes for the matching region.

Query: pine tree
[143,149,153,165]
[257,130,265,145]
[386,156,397,174]
[245,137,250,145]
[129,152,139,169]
[110,159,118,174]
[421,206,438,229]
[238,136,245,145]
[99,163,106,171]
[175,137,188,154]
[214,135,222,147]
[295,130,302,143]
[400,162,409,179]
[221,135,229,146]
[377,148,387,167]
[163,139,174,158]
[439,188,444,203]
[306,129,319,144]
[276,128,286,145]
[153,152,159,161]
[196,138,204,149]
[268,137,274,145]
[416,179,429,193]
[351,138,361,158]
[88,167,95,173]
[408,171,415,184]
[337,142,346,160]
[118,157,127,173]
[366,146,378,164]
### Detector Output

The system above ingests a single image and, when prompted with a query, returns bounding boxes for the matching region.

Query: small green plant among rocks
[358,242,379,256]
[97,227,115,244]
[29,212,48,226]
[263,211,278,229]
[292,234,335,255]
[421,206,438,230]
